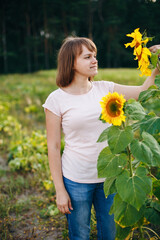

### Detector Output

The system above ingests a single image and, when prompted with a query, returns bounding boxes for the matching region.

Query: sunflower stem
[127,146,133,177]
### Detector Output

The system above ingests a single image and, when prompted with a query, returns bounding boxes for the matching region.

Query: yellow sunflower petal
[100,92,126,126]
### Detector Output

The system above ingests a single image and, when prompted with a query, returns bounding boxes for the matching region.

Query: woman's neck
[61,76,92,95]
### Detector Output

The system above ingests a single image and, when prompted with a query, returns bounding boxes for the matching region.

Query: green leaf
[110,194,145,227]
[104,177,117,196]
[138,88,160,103]
[107,126,134,154]
[125,99,146,120]
[97,127,110,142]
[144,205,160,225]
[97,147,128,178]
[155,75,160,89]
[116,167,152,210]
[115,224,132,240]
[150,201,160,212]
[132,115,160,135]
[153,180,160,200]
[99,113,107,123]
[142,132,160,167]
[130,139,153,165]
[150,50,160,68]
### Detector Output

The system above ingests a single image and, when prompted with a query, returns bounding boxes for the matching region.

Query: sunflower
[135,47,152,76]
[100,92,126,126]
[125,28,149,53]
[125,28,151,77]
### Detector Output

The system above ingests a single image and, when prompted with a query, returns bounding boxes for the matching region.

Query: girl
[42,37,160,240]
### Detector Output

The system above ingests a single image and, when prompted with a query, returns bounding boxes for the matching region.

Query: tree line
[0,0,160,74]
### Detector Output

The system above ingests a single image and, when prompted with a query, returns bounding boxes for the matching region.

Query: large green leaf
[115,224,132,240]
[97,147,128,178]
[142,131,160,167]
[150,50,160,68]
[133,115,160,135]
[97,127,110,142]
[116,167,152,210]
[125,99,146,120]
[110,194,144,227]
[130,138,153,165]
[153,180,160,201]
[104,177,117,196]
[144,202,160,225]
[138,88,160,103]
[107,126,134,154]
[155,75,160,89]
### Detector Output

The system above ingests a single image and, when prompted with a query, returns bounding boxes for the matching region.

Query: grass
[0,68,148,239]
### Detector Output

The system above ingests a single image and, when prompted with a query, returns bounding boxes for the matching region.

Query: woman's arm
[114,68,160,100]
[45,109,73,214]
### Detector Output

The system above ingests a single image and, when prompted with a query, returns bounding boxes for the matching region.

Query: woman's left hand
[149,45,160,73]
[149,44,160,53]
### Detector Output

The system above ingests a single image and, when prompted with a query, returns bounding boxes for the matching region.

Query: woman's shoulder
[93,80,114,87]
[93,80,115,93]
[46,88,62,99]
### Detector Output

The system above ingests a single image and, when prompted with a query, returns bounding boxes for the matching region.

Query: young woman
[42,37,160,240]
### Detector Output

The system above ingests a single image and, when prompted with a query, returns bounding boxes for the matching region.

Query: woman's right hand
[56,189,73,214]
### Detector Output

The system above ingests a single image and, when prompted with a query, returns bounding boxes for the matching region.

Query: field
[0,69,148,239]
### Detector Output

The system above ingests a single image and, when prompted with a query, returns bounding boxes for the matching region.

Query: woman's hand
[149,44,160,73]
[149,44,160,53]
[56,189,73,214]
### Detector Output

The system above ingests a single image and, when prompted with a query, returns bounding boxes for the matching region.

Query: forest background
[1,0,160,74]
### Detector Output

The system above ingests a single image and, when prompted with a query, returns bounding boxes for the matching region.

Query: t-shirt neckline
[59,82,94,96]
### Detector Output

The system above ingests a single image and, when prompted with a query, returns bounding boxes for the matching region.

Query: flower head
[100,92,126,126]
[125,28,151,77]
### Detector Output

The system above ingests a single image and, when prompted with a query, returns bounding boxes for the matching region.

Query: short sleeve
[104,81,114,93]
[99,81,115,93]
[42,91,61,117]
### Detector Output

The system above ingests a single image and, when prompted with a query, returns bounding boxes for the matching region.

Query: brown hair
[56,36,97,87]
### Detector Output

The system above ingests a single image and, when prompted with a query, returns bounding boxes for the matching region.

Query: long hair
[56,37,97,87]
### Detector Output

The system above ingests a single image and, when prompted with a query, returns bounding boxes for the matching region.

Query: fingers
[57,198,73,214]
[149,44,160,53]
[57,203,72,214]
[56,190,73,214]
[68,199,73,211]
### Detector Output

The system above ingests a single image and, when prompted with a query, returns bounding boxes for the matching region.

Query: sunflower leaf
[125,99,146,120]
[150,51,159,68]
[116,167,152,210]
[97,127,110,142]
[115,224,132,240]
[138,88,160,103]
[153,180,160,201]
[104,177,117,196]
[107,126,134,154]
[130,138,153,166]
[110,194,145,227]
[144,202,160,225]
[97,147,128,178]
[142,131,160,167]
[155,75,160,89]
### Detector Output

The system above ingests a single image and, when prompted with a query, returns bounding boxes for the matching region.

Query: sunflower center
[107,99,121,117]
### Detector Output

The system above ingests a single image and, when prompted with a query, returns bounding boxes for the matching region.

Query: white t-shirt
[42,80,114,183]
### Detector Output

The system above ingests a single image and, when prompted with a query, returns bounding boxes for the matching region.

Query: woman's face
[73,45,98,78]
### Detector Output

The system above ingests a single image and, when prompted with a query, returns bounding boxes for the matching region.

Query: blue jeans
[63,177,116,240]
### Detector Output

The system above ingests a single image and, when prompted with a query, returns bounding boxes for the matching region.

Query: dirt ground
[0,155,68,240]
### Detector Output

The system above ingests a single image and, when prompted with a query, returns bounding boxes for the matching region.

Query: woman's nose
[92,57,97,63]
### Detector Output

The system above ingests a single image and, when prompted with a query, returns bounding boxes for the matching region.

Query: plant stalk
[127,146,133,177]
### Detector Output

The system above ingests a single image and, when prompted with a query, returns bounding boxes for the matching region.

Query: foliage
[97,76,160,239]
